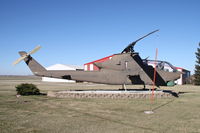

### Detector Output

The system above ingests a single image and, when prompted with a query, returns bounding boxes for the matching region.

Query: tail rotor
[13,45,41,65]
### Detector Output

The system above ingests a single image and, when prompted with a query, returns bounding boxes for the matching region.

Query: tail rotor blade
[12,56,27,65]
[13,45,41,65]
[28,45,41,55]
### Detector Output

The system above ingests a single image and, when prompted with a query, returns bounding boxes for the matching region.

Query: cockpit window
[143,60,177,72]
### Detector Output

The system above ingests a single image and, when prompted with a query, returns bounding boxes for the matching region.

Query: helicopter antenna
[121,29,159,53]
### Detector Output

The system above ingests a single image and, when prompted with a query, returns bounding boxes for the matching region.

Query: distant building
[42,64,83,83]
[84,55,114,71]
[84,55,190,85]
[175,67,190,85]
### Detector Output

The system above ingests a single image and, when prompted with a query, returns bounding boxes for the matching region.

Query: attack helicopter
[13,30,181,89]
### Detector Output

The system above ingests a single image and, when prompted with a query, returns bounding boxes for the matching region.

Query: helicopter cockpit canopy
[143,59,178,72]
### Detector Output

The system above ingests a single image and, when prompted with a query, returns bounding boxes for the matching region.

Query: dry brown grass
[0,76,200,133]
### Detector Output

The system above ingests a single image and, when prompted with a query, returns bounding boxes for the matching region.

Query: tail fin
[19,51,47,75]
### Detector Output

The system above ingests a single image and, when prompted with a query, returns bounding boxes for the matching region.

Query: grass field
[0,76,200,133]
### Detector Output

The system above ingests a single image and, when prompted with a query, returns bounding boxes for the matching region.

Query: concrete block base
[47,89,178,99]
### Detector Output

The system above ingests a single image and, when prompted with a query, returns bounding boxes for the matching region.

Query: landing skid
[122,84,127,91]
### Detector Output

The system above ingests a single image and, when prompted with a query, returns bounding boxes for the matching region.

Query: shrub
[16,83,40,95]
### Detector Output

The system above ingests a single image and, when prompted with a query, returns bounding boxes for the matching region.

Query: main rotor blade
[132,29,159,44]
[28,45,41,55]
[121,29,159,53]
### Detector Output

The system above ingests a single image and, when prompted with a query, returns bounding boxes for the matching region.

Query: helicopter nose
[173,71,181,80]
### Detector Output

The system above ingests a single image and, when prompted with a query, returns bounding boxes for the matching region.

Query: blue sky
[0,0,199,75]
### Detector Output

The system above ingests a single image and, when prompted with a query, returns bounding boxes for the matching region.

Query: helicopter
[13,30,181,89]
